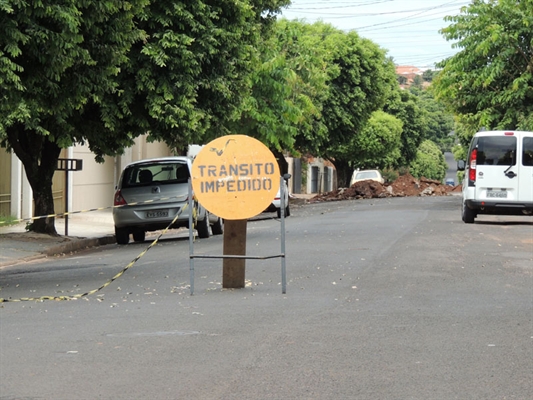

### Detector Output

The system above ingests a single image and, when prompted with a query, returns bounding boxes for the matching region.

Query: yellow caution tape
[0,195,188,225]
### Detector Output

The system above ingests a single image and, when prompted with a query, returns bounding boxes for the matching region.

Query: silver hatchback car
[113,157,223,244]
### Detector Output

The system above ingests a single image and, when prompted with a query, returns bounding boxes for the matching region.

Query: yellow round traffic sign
[191,135,280,220]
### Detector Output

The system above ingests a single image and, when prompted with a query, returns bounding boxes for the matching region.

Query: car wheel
[277,204,290,218]
[211,217,224,235]
[133,230,145,243]
[196,215,210,239]
[115,227,130,245]
[462,201,475,223]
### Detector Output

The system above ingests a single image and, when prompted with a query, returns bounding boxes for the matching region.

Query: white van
[457,130,533,223]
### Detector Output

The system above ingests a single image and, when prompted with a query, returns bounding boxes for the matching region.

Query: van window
[523,137,533,166]
[475,136,516,166]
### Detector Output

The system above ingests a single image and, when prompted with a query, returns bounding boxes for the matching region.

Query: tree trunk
[7,126,61,235]
[271,148,288,176]
[331,159,352,188]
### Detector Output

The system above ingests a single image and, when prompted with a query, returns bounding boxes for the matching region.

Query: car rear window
[474,136,516,166]
[121,161,190,188]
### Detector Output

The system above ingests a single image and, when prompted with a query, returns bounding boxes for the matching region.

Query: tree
[414,87,454,151]
[350,111,403,171]
[433,0,533,138]
[422,69,435,82]
[317,29,398,186]
[0,0,146,234]
[383,88,428,168]
[226,19,329,173]
[409,140,448,181]
[0,0,289,234]
[397,75,408,85]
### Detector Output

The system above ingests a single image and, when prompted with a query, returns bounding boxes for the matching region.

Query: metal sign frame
[187,176,287,295]
[56,158,84,235]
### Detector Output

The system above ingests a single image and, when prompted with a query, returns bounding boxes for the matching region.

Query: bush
[381,168,398,183]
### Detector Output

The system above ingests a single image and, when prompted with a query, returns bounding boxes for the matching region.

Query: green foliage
[0,215,17,226]
[381,168,399,184]
[383,88,428,167]
[434,0,533,132]
[422,69,435,82]
[415,87,455,151]
[409,140,448,181]
[227,19,328,154]
[350,111,403,170]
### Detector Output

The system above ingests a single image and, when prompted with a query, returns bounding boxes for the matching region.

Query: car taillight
[469,148,477,182]
[114,190,127,206]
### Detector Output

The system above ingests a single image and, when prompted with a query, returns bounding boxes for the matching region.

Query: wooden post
[222,219,247,288]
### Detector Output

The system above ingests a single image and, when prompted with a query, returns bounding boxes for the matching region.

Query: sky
[279,0,472,69]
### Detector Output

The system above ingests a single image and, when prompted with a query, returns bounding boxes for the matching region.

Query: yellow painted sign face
[191,135,280,220]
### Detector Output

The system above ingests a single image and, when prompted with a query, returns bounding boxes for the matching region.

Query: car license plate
[146,210,168,218]
[486,190,507,198]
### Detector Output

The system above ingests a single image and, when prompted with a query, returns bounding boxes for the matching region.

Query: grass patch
[0,215,19,227]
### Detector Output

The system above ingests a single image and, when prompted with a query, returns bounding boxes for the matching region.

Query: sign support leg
[222,219,247,288]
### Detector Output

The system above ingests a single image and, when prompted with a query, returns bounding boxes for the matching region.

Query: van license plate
[486,190,507,198]
[147,211,168,218]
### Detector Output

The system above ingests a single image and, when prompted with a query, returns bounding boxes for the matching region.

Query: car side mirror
[457,160,466,171]
[283,173,291,181]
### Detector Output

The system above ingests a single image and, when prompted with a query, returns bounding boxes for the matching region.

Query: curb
[45,235,117,256]
[0,235,116,270]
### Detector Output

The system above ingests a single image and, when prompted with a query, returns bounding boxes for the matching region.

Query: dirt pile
[310,173,459,202]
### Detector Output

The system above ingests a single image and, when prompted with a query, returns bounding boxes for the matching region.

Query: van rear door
[473,133,518,202]
[519,135,533,202]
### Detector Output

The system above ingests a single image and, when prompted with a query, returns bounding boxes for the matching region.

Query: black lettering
[204,181,215,193]
[265,162,275,175]
[208,165,217,177]
[219,165,227,176]
[198,165,206,177]
[239,164,249,176]
[229,164,239,176]
[227,180,235,192]
[216,181,225,191]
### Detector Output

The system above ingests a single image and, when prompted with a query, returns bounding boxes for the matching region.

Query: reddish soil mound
[310,173,458,202]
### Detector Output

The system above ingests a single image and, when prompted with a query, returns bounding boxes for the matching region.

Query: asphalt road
[1,196,532,400]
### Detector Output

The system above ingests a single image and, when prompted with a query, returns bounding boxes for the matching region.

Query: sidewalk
[0,210,116,269]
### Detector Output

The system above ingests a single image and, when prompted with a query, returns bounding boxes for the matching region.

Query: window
[122,162,189,188]
[522,137,533,167]
[475,136,516,166]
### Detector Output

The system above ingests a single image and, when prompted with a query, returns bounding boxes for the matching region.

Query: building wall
[305,157,337,194]
[0,149,11,216]
[71,136,173,211]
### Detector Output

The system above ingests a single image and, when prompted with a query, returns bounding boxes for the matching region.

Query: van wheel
[133,230,145,243]
[211,217,224,235]
[462,202,476,224]
[115,227,130,245]
[196,215,210,239]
